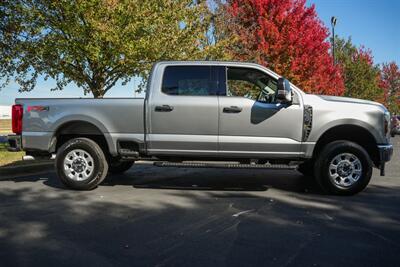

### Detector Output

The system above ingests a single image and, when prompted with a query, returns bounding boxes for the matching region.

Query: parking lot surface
[0,137,399,267]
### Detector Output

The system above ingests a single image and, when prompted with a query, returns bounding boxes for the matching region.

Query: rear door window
[162,66,225,96]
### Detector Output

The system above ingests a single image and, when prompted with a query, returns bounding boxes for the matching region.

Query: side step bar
[154,161,298,170]
[22,154,56,161]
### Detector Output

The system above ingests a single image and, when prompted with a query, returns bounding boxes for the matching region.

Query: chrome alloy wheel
[328,153,362,187]
[63,149,94,181]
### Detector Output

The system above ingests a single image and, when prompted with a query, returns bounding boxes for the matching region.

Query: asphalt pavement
[0,137,399,267]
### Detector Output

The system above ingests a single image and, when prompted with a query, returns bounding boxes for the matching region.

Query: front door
[148,65,224,156]
[218,66,304,158]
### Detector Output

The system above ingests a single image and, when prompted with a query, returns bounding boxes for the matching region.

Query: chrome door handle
[155,105,174,112]
[223,106,242,113]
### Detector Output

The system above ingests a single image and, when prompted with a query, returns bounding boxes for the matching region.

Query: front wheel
[56,138,109,190]
[314,141,372,195]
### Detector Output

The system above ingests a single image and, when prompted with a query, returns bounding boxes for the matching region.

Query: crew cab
[8,61,394,195]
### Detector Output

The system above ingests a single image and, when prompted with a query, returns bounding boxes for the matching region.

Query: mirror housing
[276,77,292,103]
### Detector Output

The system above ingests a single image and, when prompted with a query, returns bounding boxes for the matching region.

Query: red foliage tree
[380,62,400,113]
[224,0,344,95]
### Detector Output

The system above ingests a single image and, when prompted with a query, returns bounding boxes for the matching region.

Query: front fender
[309,118,381,144]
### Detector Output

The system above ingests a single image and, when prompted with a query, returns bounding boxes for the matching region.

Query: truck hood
[317,95,386,109]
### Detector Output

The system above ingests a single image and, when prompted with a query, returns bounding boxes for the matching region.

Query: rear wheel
[109,161,134,174]
[314,140,372,195]
[56,138,109,190]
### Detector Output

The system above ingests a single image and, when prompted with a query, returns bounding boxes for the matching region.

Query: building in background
[0,106,11,120]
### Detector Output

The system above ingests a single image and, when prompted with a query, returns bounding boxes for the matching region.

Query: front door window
[227,67,278,103]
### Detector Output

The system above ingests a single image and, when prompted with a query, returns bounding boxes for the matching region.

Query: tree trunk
[91,86,105,98]
[91,74,106,98]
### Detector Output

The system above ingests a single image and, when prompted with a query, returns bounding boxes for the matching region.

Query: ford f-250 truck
[7,61,394,195]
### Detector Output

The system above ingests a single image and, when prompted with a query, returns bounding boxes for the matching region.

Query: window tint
[162,66,224,96]
[227,67,277,103]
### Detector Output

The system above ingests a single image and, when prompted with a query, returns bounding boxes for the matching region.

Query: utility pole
[331,16,337,64]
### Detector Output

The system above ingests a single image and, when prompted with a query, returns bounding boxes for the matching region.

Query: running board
[153,161,298,170]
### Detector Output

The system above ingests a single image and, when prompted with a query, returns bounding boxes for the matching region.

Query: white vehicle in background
[0,105,11,120]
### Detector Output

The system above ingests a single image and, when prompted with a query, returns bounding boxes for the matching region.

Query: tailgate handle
[223,106,242,113]
[155,105,174,112]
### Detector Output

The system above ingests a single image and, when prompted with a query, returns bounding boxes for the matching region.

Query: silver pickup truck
[8,61,394,195]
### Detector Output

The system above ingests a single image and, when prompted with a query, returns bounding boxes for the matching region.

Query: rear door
[147,65,224,156]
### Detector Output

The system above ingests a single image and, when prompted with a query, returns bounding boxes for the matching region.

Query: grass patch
[0,142,25,167]
[0,120,24,166]
[0,119,11,134]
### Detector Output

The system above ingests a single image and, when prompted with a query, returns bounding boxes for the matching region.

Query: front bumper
[7,135,22,152]
[378,144,393,162]
[377,144,393,176]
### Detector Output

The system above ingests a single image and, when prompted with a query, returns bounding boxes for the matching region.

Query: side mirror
[276,77,292,103]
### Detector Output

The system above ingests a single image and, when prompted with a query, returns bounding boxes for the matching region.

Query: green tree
[334,37,383,101]
[205,0,235,61]
[0,0,215,97]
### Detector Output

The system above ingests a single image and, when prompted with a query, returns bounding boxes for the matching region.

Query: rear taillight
[12,104,23,134]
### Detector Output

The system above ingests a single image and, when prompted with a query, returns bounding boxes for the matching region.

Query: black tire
[314,140,372,195]
[109,161,134,174]
[56,138,109,190]
[297,160,315,177]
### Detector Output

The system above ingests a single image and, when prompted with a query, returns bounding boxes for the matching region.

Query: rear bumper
[7,135,22,152]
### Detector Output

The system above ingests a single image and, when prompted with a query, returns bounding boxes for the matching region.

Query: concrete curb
[0,161,54,178]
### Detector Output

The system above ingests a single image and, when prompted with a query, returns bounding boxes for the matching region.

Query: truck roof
[155,60,272,68]
[154,60,282,79]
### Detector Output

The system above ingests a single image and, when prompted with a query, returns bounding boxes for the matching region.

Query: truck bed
[16,98,145,153]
